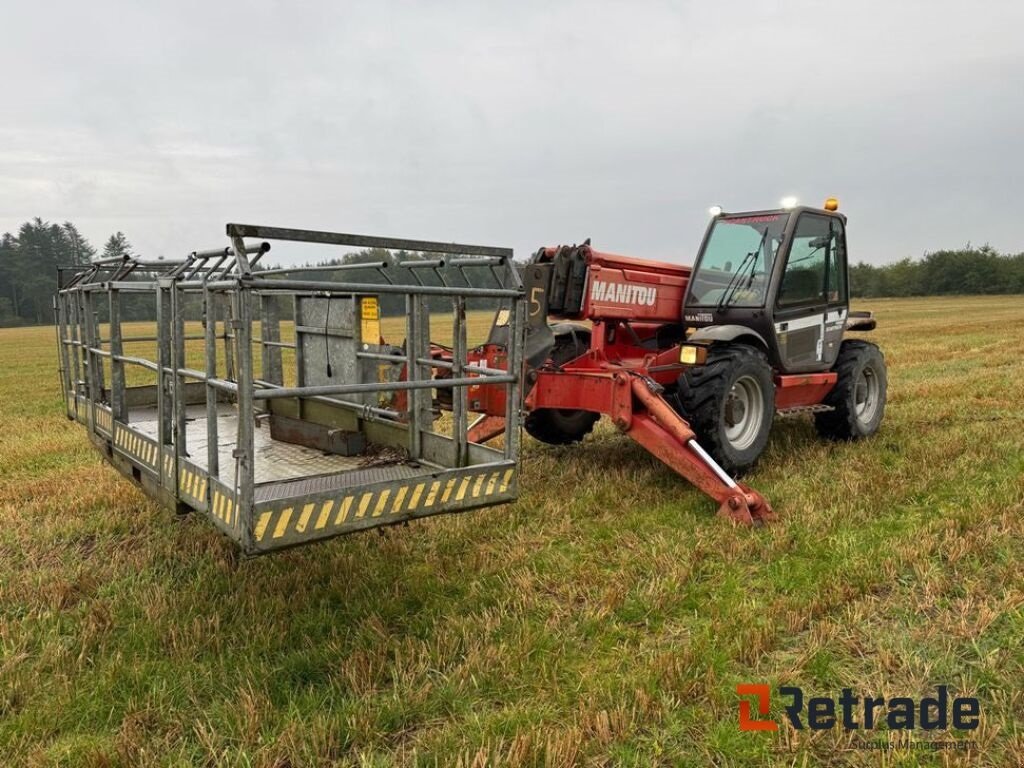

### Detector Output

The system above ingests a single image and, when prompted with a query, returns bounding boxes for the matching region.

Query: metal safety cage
[55,224,526,555]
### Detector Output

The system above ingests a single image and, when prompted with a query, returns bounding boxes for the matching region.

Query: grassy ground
[0,295,1022,767]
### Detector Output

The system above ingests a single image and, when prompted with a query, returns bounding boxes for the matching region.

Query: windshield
[688,213,788,307]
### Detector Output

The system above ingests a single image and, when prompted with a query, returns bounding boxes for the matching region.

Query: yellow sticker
[360,296,381,343]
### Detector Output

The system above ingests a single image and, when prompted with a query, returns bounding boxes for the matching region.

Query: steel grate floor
[126,404,432,491]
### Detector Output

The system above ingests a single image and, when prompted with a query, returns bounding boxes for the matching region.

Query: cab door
[773,213,847,373]
[821,217,849,366]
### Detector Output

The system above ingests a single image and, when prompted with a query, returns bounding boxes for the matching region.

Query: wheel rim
[854,364,880,424]
[723,374,765,451]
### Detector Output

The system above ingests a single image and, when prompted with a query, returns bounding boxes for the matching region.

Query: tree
[102,232,132,260]
[14,219,67,323]
[0,218,99,326]
[0,233,19,318]
[63,222,96,265]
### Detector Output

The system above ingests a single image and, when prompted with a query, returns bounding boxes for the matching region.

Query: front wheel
[677,345,776,475]
[814,340,887,440]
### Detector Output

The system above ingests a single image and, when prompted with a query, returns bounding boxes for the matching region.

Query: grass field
[1,296,1022,767]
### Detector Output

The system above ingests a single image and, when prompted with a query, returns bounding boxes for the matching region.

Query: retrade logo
[736,685,980,732]
[737,684,777,731]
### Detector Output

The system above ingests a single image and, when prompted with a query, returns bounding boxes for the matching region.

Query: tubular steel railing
[55,223,526,554]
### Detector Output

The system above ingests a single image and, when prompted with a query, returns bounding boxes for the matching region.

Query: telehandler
[435,197,887,524]
[55,199,885,553]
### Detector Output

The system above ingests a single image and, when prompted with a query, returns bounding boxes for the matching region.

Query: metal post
[223,293,236,382]
[81,291,99,433]
[405,294,422,459]
[68,293,82,419]
[91,294,106,399]
[416,294,432,443]
[172,284,187,464]
[260,293,283,386]
[54,295,71,417]
[235,283,256,550]
[109,289,126,421]
[293,293,305,418]
[452,296,468,466]
[156,282,173,480]
[504,297,526,461]
[204,286,220,481]
[230,235,252,276]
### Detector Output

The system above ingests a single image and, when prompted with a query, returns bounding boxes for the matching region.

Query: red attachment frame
[520,330,777,524]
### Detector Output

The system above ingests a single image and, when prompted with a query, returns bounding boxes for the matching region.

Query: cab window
[777,214,831,307]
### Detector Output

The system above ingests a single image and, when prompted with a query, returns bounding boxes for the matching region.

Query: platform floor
[126,404,436,501]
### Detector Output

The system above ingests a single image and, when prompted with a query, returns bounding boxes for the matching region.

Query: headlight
[679,344,708,365]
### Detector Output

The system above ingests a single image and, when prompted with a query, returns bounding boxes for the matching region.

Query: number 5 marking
[529,287,544,317]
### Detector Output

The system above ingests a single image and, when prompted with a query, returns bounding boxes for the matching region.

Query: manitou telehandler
[433,198,887,524]
[56,200,885,555]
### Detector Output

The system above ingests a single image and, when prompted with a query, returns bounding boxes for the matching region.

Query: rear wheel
[677,345,775,474]
[524,330,599,445]
[814,340,887,440]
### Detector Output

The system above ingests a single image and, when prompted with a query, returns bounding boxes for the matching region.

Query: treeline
[0,217,504,326]
[3,218,1024,326]
[850,246,1024,298]
[0,219,133,326]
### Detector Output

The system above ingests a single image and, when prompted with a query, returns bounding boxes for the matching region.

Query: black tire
[814,340,887,441]
[524,330,599,445]
[677,345,775,474]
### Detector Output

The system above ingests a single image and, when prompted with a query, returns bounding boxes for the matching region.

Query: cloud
[1,0,1022,264]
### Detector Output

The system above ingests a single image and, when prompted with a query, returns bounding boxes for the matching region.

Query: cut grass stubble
[0,295,1021,766]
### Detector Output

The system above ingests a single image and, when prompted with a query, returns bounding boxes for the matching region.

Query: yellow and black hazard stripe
[209,487,237,528]
[178,464,208,503]
[114,425,158,469]
[252,467,515,544]
[94,407,113,435]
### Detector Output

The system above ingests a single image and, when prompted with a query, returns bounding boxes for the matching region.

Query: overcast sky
[2,0,1022,266]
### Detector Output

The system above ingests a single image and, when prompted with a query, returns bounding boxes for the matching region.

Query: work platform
[57,224,525,554]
